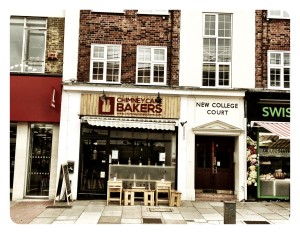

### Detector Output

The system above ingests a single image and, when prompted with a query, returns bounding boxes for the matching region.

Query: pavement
[9,199,290,225]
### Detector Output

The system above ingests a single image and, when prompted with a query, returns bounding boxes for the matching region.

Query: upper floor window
[137,10,169,15]
[10,17,47,73]
[267,10,289,19]
[90,44,122,83]
[202,13,232,88]
[136,46,167,85]
[268,51,290,89]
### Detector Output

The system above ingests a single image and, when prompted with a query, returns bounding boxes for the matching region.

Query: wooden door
[195,136,234,192]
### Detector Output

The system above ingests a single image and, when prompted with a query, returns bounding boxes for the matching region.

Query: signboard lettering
[262,106,290,118]
[196,101,239,115]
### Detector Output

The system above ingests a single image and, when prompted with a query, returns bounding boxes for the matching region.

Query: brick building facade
[255,10,290,88]
[77,10,180,86]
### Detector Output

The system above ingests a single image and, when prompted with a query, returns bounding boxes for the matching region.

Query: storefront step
[195,191,237,201]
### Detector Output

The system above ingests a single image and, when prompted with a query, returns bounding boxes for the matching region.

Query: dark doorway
[195,136,234,192]
[78,126,109,199]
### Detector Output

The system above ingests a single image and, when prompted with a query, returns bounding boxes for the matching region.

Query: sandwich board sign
[54,163,73,205]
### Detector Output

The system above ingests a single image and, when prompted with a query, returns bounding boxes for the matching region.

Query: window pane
[10,23,24,72]
[26,30,45,61]
[284,68,290,88]
[92,61,104,80]
[218,39,231,62]
[219,65,230,86]
[284,53,290,66]
[197,143,211,168]
[153,64,165,83]
[106,61,120,82]
[26,18,47,28]
[202,64,216,86]
[283,11,289,18]
[218,14,231,37]
[153,49,165,61]
[137,63,151,83]
[24,61,43,73]
[204,15,215,35]
[270,68,281,87]
[93,46,104,59]
[138,47,151,61]
[270,53,281,65]
[107,46,121,60]
[203,38,216,62]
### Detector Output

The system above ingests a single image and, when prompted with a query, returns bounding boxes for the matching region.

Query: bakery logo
[98,97,115,115]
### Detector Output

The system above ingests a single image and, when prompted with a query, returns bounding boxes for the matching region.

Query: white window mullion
[21,20,27,72]
[103,46,108,82]
[150,62,154,83]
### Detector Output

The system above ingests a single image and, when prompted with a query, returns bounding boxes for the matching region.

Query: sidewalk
[10,199,290,225]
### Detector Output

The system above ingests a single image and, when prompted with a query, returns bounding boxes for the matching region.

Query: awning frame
[81,116,178,131]
[251,121,290,140]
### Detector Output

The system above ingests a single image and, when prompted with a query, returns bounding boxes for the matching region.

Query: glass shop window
[26,123,53,196]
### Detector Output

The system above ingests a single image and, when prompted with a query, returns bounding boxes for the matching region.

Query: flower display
[246,136,258,186]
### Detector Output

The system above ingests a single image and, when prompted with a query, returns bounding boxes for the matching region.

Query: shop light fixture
[100,90,106,101]
[155,92,162,104]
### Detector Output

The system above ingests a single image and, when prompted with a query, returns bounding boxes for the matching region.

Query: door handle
[212,165,217,174]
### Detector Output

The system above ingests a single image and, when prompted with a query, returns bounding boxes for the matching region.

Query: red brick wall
[77,10,180,86]
[255,10,290,88]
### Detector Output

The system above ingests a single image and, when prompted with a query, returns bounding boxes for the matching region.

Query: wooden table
[123,187,155,206]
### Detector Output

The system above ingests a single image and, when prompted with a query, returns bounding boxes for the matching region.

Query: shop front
[246,91,290,200]
[10,75,61,200]
[77,93,180,199]
[178,92,246,201]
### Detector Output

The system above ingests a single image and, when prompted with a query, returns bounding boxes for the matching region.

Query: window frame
[268,51,290,90]
[89,44,122,84]
[137,10,169,15]
[202,13,232,88]
[136,46,167,85]
[267,10,289,19]
[10,17,47,73]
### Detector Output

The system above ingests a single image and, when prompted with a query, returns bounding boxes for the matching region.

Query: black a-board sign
[54,163,73,205]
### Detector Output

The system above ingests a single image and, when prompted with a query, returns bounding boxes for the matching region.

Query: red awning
[251,121,290,139]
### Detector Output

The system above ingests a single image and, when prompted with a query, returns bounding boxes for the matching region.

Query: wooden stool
[169,190,182,207]
[155,181,171,206]
[144,190,155,206]
[107,180,122,205]
[123,189,135,206]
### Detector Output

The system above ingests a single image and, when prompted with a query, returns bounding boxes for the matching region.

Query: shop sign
[80,94,180,119]
[259,148,290,157]
[196,101,239,115]
[246,92,290,122]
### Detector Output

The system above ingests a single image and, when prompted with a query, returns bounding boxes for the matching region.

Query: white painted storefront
[177,92,247,201]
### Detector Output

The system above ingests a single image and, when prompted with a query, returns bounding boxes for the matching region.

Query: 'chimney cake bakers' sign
[80,93,180,119]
